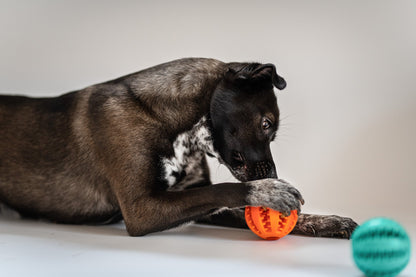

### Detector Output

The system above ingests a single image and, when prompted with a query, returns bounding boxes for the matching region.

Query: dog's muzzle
[248,161,277,180]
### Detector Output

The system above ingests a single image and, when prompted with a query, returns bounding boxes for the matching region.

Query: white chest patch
[162,116,218,188]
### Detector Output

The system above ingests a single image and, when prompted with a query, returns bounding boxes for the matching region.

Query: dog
[0,58,357,238]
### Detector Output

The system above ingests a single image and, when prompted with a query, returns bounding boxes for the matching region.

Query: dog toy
[351,217,411,277]
[245,206,298,240]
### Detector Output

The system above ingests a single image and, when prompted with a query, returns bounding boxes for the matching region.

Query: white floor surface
[1,214,415,277]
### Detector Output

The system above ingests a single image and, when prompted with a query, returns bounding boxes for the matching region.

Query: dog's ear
[226,63,286,90]
[251,64,286,90]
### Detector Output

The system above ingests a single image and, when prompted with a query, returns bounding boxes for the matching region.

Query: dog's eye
[262,118,272,130]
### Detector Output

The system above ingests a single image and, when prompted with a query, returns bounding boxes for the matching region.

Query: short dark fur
[0,58,357,237]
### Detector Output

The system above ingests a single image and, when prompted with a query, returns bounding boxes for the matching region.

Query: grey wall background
[1,0,415,225]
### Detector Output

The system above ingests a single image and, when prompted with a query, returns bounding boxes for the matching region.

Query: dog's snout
[250,161,276,180]
[229,152,277,181]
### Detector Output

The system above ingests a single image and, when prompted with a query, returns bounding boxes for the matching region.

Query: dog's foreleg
[114,178,303,236]
[290,213,358,239]
[118,183,250,236]
[198,210,358,239]
[197,207,248,229]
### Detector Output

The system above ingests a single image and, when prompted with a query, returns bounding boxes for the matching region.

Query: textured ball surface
[352,217,411,277]
[245,206,298,240]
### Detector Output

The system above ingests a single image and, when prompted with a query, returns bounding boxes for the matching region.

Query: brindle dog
[0,58,357,238]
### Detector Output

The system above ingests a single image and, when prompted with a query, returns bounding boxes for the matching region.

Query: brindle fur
[0,58,357,237]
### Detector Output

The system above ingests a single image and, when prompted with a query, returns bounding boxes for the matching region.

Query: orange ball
[245,206,298,240]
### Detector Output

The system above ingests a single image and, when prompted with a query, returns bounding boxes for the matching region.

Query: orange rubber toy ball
[245,206,298,240]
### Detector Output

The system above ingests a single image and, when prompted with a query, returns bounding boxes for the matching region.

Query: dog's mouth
[217,155,277,182]
[229,167,249,182]
[217,156,249,182]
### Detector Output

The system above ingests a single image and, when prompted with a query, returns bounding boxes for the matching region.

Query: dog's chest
[162,117,216,188]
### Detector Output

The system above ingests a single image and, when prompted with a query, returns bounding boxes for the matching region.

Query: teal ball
[352,218,411,277]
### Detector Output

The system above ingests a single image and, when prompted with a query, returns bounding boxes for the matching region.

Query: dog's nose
[249,161,277,180]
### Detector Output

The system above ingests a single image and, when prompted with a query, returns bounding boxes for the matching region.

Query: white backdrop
[0,0,415,226]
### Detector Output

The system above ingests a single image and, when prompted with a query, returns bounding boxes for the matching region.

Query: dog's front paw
[292,214,358,239]
[246,178,304,216]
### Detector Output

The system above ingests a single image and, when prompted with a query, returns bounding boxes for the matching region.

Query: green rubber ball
[352,217,411,277]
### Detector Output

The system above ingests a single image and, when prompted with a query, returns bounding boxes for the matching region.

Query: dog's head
[210,62,286,182]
